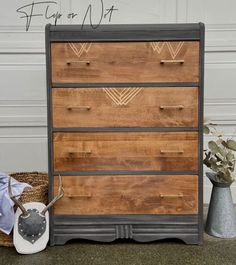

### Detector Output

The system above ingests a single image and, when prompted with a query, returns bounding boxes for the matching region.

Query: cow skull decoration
[8,175,64,254]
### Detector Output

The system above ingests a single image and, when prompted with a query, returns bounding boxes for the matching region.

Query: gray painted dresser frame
[46,23,205,245]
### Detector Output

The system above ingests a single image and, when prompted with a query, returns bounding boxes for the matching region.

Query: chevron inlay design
[103,87,143,106]
[68,42,92,58]
[150,41,185,59]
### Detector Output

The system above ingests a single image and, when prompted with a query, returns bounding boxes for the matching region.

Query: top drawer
[51,41,199,84]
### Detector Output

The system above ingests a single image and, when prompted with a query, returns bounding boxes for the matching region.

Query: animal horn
[41,175,64,216]
[8,176,29,217]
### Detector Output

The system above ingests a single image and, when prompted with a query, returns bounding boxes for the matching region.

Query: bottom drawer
[53,175,198,215]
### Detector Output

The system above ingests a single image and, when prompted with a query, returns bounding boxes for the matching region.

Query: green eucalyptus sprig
[204,120,236,183]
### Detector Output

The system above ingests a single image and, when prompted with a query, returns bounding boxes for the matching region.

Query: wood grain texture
[52,87,198,128]
[53,175,198,215]
[53,132,198,171]
[51,41,199,83]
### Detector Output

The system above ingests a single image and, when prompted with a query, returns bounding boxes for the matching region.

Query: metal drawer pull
[68,151,92,156]
[159,105,184,110]
[160,150,184,154]
[160,59,184,64]
[159,193,183,199]
[77,151,92,155]
[67,60,90,65]
[68,194,92,198]
[67,105,91,111]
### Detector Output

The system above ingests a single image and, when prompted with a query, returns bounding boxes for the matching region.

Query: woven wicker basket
[0,172,48,247]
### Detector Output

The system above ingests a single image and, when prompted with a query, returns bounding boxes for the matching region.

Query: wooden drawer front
[52,87,198,128]
[51,42,199,83]
[53,132,198,172]
[53,175,198,215]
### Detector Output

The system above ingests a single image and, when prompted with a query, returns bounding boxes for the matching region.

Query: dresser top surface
[48,23,203,32]
[46,23,204,41]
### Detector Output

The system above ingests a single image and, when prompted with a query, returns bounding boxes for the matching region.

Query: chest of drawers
[46,23,204,245]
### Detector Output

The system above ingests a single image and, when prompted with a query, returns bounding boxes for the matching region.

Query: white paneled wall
[0,0,236,203]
